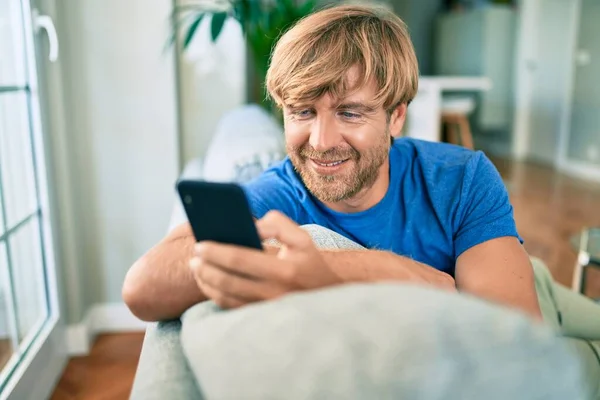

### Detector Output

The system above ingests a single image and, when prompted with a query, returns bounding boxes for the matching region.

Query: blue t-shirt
[243,138,520,276]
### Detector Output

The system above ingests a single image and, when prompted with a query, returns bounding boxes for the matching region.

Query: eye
[339,111,361,120]
[292,109,315,120]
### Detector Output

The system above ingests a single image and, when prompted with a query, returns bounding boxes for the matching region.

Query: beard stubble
[287,130,391,203]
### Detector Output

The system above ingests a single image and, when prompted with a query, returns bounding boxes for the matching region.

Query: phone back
[177,180,263,250]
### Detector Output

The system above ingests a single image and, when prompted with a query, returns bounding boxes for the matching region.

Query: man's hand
[189,211,342,309]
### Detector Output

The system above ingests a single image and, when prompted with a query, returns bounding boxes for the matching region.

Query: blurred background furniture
[405,76,491,143]
[572,227,600,302]
[441,95,477,149]
[434,5,516,150]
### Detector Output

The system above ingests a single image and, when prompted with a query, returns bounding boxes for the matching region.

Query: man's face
[283,73,405,203]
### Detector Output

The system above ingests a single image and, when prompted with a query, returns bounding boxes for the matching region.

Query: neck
[325,160,390,213]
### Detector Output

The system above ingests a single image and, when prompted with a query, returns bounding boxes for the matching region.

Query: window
[0,0,65,397]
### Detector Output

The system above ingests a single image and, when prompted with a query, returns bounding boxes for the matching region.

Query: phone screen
[177,180,263,250]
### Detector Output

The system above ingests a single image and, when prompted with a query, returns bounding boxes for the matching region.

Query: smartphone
[176,179,263,250]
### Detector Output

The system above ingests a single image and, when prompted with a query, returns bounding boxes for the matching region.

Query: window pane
[0,242,14,371]
[0,184,4,237]
[8,217,47,342]
[0,92,38,229]
[0,0,26,87]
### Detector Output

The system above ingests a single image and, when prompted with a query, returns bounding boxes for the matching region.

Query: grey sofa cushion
[180,284,584,400]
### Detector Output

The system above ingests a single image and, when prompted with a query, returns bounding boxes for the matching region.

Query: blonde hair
[266,4,419,113]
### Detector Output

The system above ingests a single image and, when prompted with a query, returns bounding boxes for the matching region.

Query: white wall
[53,0,180,322]
[512,0,596,183]
[522,0,577,165]
[511,0,538,160]
[175,8,246,164]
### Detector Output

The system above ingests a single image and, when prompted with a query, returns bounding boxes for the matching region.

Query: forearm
[122,224,207,321]
[320,249,456,291]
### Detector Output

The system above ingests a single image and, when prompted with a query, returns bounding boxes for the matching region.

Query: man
[123,4,541,321]
[124,5,600,396]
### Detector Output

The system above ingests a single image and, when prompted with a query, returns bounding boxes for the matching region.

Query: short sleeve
[242,163,302,221]
[453,153,521,258]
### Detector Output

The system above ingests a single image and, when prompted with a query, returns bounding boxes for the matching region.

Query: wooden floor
[46,158,600,399]
[50,333,144,400]
[0,339,12,372]
[493,158,600,298]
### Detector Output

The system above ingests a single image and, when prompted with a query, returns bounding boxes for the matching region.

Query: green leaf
[183,13,205,49]
[276,0,295,15]
[233,0,249,29]
[211,12,228,42]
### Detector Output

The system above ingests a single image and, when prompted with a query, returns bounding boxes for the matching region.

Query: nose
[309,115,343,152]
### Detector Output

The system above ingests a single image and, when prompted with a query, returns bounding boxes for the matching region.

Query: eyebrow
[284,103,309,111]
[334,102,377,114]
[283,101,377,114]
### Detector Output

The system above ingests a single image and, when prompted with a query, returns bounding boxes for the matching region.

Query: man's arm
[320,244,542,321]
[190,211,457,310]
[318,250,457,290]
[290,239,540,319]
[455,236,542,319]
[122,223,207,321]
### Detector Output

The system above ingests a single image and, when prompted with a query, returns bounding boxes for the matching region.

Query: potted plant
[173,0,317,114]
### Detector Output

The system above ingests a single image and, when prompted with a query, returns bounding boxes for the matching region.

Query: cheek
[284,120,310,148]
[342,122,387,153]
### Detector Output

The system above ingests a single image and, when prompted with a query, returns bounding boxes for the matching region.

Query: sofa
[128,105,587,399]
[130,105,286,399]
[129,158,205,400]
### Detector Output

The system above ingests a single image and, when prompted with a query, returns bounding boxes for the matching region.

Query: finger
[256,211,312,250]
[193,244,255,279]
[198,259,286,301]
[190,258,249,309]
[198,279,247,310]
[195,242,295,283]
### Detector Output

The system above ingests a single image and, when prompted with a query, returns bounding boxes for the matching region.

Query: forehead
[316,82,378,110]
[335,66,377,101]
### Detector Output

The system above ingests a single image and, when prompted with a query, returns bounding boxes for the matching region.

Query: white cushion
[167,158,204,232]
[202,104,285,183]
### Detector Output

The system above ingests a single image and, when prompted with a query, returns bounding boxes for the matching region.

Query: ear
[389,103,407,138]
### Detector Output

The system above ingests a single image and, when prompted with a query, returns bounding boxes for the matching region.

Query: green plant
[173,0,317,112]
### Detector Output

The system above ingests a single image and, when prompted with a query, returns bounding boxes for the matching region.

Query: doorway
[514,0,580,166]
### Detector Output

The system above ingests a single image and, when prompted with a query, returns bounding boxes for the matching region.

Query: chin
[307,177,357,203]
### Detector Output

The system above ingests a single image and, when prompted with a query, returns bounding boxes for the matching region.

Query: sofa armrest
[129,320,203,400]
[130,158,205,399]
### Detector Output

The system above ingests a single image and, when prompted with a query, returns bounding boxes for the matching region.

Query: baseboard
[558,159,600,184]
[65,322,90,356]
[65,302,147,356]
[0,296,8,338]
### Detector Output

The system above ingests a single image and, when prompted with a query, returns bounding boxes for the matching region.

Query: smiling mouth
[311,159,349,167]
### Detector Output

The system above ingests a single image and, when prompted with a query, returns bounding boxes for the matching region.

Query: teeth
[316,160,344,167]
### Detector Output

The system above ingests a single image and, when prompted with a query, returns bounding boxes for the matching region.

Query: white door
[0,0,67,399]
[519,0,580,165]
[565,0,600,168]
